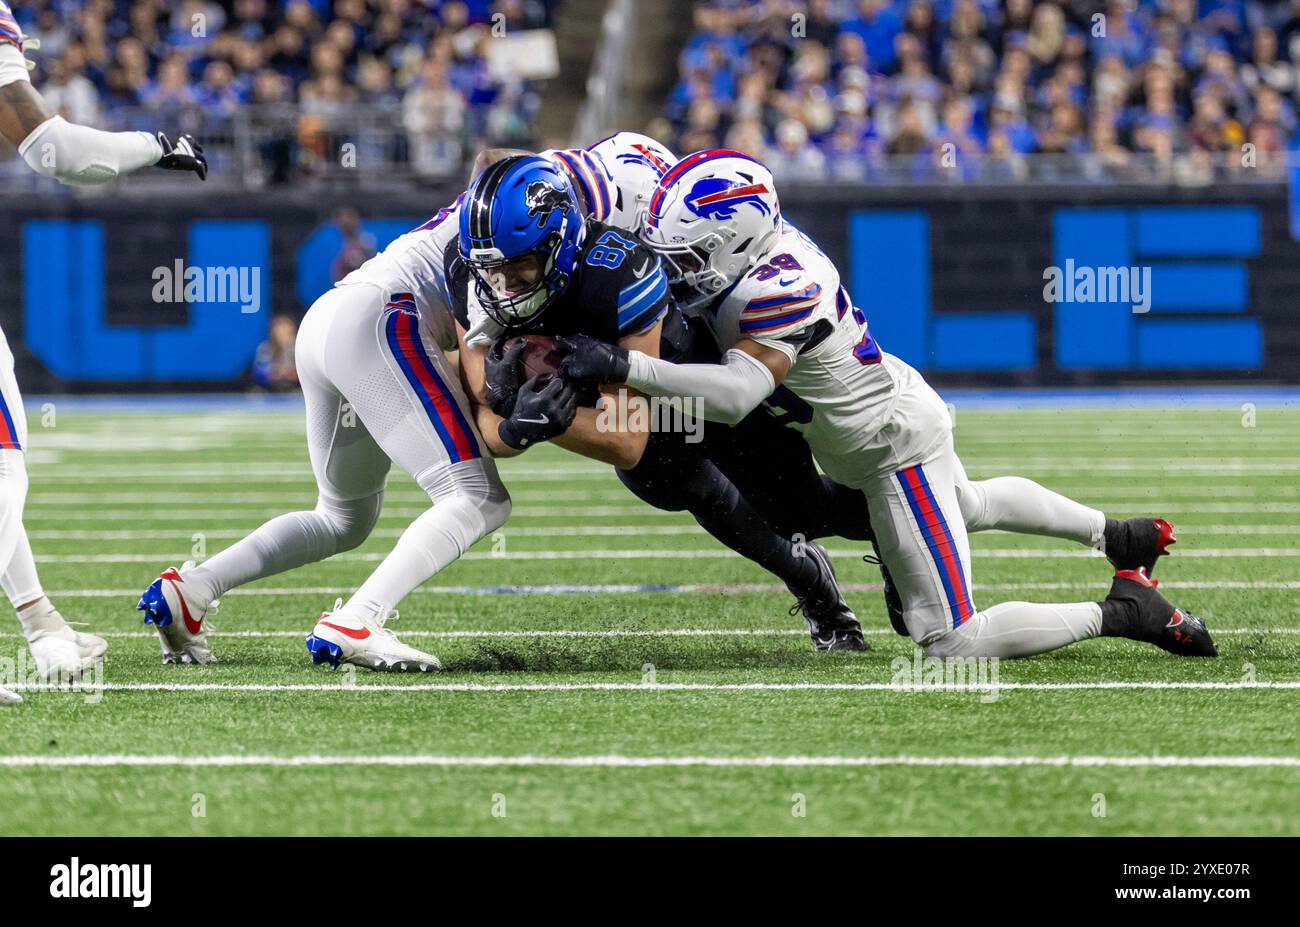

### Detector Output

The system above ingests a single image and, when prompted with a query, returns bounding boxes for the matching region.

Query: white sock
[342,462,510,619]
[184,492,385,605]
[0,448,48,623]
[17,594,64,639]
[343,493,504,619]
[2,531,45,607]
[926,601,1103,659]
[960,476,1105,547]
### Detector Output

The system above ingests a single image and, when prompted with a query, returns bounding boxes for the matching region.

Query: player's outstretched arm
[550,325,661,470]
[0,42,206,185]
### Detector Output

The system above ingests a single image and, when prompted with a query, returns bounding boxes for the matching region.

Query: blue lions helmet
[459,155,585,328]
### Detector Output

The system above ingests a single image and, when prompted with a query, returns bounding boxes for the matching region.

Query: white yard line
[7,681,1300,694]
[0,627,1294,640]
[25,486,1300,503]
[24,523,1300,542]
[26,503,1300,520]
[30,547,1300,563]
[0,754,1295,769]
[40,579,1300,597]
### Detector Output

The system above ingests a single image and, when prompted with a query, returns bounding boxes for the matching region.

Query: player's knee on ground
[920,615,1004,660]
[315,490,384,553]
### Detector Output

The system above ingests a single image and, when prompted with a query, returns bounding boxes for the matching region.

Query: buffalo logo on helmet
[683,176,772,221]
[524,181,572,228]
[617,144,671,175]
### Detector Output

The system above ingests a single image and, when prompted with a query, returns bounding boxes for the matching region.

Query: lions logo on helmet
[683,176,773,221]
[525,181,573,228]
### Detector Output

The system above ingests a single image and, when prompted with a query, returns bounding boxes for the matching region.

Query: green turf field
[0,403,1296,835]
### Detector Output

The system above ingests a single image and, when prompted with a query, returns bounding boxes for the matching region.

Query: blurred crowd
[9,0,558,180]
[657,0,1300,182]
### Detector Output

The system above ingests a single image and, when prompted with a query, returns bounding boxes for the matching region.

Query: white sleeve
[624,347,776,426]
[0,41,28,88]
[462,286,506,348]
[18,115,163,187]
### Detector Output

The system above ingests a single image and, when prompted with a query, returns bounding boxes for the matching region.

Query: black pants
[616,407,874,547]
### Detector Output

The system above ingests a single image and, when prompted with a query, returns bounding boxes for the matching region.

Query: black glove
[556,333,630,384]
[498,375,578,450]
[156,132,207,181]
[484,337,526,417]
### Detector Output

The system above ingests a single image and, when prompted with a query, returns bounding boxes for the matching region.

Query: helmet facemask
[467,219,572,329]
[643,224,756,312]
[640,151,782,312]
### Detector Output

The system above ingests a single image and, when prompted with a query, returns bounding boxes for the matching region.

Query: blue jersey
[448,219,677,349]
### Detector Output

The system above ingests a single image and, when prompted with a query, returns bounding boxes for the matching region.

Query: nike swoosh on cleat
[319,620,371,640]
[167,577,203,635]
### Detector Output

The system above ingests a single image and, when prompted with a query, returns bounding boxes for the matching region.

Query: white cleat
[305,599,442,673]
[27,624,107,682]
[0,685,21,705]
[137,560,217,665]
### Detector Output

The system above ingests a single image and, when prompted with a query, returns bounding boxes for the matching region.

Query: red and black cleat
[1102,517,1177,576]
[1103,568,1218,657]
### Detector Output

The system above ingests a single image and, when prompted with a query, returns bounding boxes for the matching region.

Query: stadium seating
[3,0,561,182]
[660,0,1300,182]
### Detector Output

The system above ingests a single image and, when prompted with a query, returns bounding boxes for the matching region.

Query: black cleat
[1102,517,1176,576]
[1102,568,1218,657]
[789,543,868,652]
[865,543,907,637]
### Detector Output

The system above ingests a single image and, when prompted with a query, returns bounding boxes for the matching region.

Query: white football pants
[863,385,1105,659]
[0,325,47,609]
[185,283,510,619]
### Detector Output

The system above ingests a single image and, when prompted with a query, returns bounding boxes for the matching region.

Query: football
[505,333,564,382]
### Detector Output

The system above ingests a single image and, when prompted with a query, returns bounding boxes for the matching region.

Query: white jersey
[0,1,22,52]
[545,132,676,231]
[343,133,677,350]
[0,0,30,89]
[338,195,464,350]
[705,221,948,488]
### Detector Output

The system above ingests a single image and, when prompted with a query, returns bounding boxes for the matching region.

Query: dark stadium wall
[777,181,1300,387]
[2,181,1298,392]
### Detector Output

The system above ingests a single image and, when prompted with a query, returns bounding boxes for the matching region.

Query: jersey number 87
[586,230,638,269]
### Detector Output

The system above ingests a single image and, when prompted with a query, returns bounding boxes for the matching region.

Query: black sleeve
[572,235,670,341]
[443,249,471,330]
